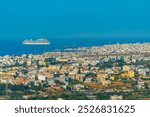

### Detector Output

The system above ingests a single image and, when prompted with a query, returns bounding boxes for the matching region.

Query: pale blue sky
[0,0,150,39]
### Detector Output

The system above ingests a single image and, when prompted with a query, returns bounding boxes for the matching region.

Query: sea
[0,38,150,56]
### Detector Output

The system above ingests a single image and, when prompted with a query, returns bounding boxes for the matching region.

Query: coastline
[0,38,150,56]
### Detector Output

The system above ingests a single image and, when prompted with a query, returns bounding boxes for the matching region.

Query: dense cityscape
[0,43,150,100]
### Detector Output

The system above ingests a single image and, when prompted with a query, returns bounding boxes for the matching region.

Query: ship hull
[23,42,50,45]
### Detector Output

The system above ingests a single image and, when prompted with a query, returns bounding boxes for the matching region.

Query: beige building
[123,65,130,71]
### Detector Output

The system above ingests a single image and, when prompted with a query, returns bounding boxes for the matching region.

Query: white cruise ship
[23,39,50,45]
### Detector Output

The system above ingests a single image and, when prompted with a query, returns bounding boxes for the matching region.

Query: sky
[0,0,150,39]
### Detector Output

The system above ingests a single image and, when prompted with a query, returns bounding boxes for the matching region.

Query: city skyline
[0,42,150,100]
[0,0,150,39]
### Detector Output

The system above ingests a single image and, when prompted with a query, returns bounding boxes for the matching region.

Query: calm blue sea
[0,38,150,56]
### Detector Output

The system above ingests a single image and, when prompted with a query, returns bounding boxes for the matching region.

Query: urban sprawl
[0,43,150,100]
